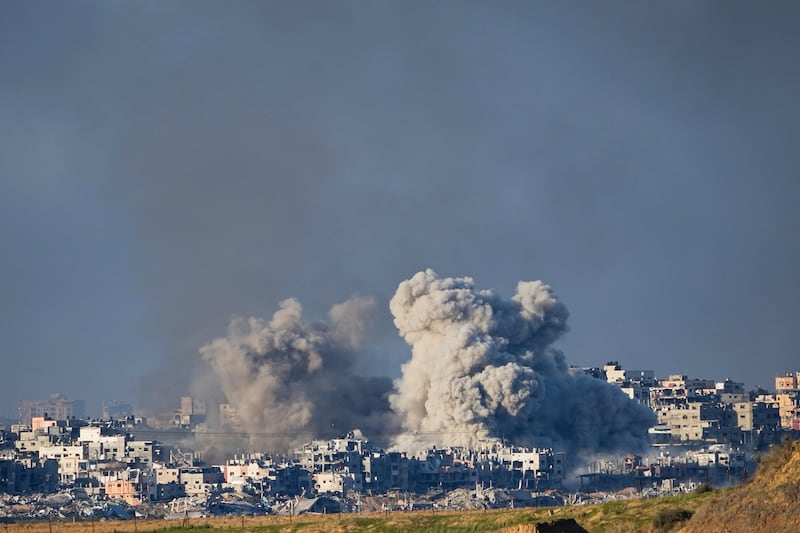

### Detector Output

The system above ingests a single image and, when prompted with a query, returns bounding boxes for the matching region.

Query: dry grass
[678,439,800,533]
[0,491,719,533]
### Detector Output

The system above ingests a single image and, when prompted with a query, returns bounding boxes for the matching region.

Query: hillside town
[1,363,798,522]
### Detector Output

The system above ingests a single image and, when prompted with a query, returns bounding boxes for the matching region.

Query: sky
[1,1,798,419]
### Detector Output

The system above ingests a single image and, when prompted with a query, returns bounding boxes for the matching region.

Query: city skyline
[2,2,799,418]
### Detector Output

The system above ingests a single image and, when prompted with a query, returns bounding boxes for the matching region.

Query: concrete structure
[492,446,566,482]
[716,379,746,395]
[179,467,224,497]
[362,450,409,492]
[57,455,89,484]
[732,401,780,432]
[296,434,364,475]
[126,441,157,466]
[776,392,800,429]
[219,403,241,429]
[656,402,729,442]
[17,394,84,425]
[0,455,58,493]
[153,466,180,485]
[221,455,273,483]
[175,396,206,428]
[105,478,142,505]
[102,401,133,420]
[776,372,800,392]
[601,362,657,406]
[313,471,357,496]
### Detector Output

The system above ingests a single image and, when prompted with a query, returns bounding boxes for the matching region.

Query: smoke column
[198,296,394,451]
[389,269,655,454]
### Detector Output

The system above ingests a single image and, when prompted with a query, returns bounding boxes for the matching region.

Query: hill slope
[679,439,800,533]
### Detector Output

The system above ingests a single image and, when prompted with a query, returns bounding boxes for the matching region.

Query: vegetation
[651,508,693,531]
[680,438,800,533]
[1,490,717,533]
[692,483,712,494]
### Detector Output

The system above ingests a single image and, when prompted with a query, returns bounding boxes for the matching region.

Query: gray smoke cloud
[195,269,654,456]
[197,296,394,451]
[389,269,656,454]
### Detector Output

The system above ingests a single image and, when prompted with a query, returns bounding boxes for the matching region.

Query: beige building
[776,372,800,392]
[179,467,224,497]
[17,394,84,425]
[656,403,728,442]
[732,401,780,431]
[56,456,89,484]
[105,478,142,506]
[776,392,800,429]
[313,471,358,496]
[154,466,180,484]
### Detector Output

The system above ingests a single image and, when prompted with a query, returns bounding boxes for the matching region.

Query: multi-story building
[57,455,89,484]
[17,394,85,426]
[656,402,728,442]
[732,401,780,432]
[179,466,224,497]
[601,362,657,406]
[716,380,749,404]
[362,451,409,492]
[313,470,359,496]
[104,478,142,505]
[775,372,799,393]
[176,396,206,428]
[0,454,58,493]
[776,392,800,430]
[487,445,566,486]
[125,440,157,466]
[295,434,364,474]
[102,401,134,420]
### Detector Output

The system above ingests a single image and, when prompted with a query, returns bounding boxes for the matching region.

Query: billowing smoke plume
[389,269,655,454]
[198,296,394,451]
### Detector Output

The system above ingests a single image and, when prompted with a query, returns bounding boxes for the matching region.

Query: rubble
[0,490,169,523]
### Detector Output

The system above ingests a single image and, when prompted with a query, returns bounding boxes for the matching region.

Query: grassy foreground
[2,490,717,533]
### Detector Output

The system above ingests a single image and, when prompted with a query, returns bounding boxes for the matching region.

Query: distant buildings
[775,372,800,430]
[146,396,207,430]
[102,400,134,420]
[572,362,795,447]
[2,364,799,507]
[219,403,241,429]
[17,393,84,425]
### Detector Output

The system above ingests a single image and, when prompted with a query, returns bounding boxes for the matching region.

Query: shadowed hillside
[679,439,800,533]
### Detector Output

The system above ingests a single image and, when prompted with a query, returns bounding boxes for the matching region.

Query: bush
[652,507,693,531]
[695,483,713,494]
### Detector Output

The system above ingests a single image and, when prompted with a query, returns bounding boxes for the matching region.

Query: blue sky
[1,1,798,417]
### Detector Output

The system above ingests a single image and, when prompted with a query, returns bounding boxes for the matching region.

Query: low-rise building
[732,401,780,432]
[179,466,224,497]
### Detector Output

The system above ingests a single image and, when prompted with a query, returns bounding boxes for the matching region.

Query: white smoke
[389,269,655,454]
[198,296,394,451]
